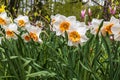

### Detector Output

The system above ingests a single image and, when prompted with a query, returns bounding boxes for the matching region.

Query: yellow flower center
[69,31,81,42]
[0,17,6,25]
[29,32,38,41]
[24,35,31,41]
[6,30,14,37]
[18,20,25,27]
[60,21,70,32]
[104,23,114,34]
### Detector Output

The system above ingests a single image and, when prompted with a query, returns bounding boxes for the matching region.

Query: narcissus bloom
[14,15,30,28]
[51,14,77,36]
[5,23,19,39]
[67,27,88,46]
[90,16,119,35]
[101,16,119,35]
[0,12,10,28]
[26,25,42,43]
[0,5,6,13]
[21,33,31,42]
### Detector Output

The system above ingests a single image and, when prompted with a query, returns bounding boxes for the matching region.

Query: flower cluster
[0,11,43,44]
[1,4,120,47]
[51,14,89,46]
[51,14,120,46]
[90,16,120,40]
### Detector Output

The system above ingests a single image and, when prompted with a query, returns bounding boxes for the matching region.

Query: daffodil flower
[90,16,119,36]
[51,14,77,37]
[0,12,11,28]
[5,23,19,39]
[26,25,42,43]
[14,15,30,28]
[67,27,88,46]
[21,33,31,42]
[101,16,119,35]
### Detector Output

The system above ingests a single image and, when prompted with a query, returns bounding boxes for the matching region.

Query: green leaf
[79,60,92,72]
[1,56,18,62]
[26,71,56,78]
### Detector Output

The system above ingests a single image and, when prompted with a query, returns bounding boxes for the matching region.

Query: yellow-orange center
[69,31,81,42]
[24,35,30,41]
[104,23,114,34]
[6,30,14,37]
[60,21,70,32]
[29,32,38,41]
[18,20,25,27]
[0,17,6,25]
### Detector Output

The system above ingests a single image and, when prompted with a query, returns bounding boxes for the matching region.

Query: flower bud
[81,9,86,18]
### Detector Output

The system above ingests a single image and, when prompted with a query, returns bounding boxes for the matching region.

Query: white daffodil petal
[111,24,120,34]
[8,23,17,31]
[110,16,119,23]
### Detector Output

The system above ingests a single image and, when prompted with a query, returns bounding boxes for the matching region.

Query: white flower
[26,25,42,43]
[0,12,11,28]
[101,16,119,35]
[21,33,31,42]
[14,15,30,28]
[51,14,77,36]
[67,27,88,46]
[90,16,119,36]
[5,23,19,39]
